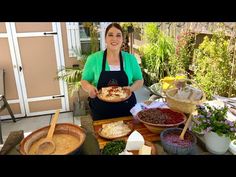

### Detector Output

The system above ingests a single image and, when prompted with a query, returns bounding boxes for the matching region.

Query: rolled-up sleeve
[131,55,143,81]
[82,55,94,82]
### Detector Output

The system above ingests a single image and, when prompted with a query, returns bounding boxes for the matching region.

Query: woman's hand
[123,80,144,92]
[88,85,98,98]
[81,80,98,98]
[123,86,133,92]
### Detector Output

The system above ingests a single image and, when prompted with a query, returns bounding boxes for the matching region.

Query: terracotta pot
[19,123,86,155]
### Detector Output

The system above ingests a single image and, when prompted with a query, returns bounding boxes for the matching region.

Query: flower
[191,103,236,140]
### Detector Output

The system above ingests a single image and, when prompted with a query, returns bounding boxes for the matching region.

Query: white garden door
[0,22,69,119]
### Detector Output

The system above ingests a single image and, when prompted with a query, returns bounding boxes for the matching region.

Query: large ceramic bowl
[19,123,86,155]
[160,128,197,155]
[136,108,187,134]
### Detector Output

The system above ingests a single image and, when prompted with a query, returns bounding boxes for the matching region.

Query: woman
[81,23,143,120]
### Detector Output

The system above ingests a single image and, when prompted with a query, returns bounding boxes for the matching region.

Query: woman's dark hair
[105,23,124,37]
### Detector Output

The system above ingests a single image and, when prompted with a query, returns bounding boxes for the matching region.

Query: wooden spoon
[37,110,60,155]
[179,114,192,140]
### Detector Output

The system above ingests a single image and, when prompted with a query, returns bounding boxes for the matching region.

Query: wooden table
[93,116,161,149]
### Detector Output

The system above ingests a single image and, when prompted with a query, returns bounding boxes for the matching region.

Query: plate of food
[97,86,131,102]
[98,120,133,140]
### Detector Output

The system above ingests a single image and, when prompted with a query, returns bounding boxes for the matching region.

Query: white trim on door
[9,22,31,116]
[27,96,63,102]
[52,22,70,112]
[7,99,20,104]
[0,33,8,38]
[27,110,61,117]
[16,32,58,37]
[6,22,26,118]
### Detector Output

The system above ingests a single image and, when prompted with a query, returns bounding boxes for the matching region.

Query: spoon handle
[47,110,60,139]
[179,114,192,140]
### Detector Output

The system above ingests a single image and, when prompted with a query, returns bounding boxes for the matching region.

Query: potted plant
[57,53,87,97]
[191,102,236,154]
[57,51,88,116]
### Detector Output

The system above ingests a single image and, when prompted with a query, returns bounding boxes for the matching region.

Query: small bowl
[160,128,197,155]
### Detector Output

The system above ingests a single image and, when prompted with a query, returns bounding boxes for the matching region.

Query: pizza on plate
[97,86,131,102]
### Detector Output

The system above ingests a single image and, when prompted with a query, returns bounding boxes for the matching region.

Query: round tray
[97,86,131,103]
[98,122,133,140]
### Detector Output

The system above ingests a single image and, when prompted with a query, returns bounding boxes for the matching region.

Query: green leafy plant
[82,22,100,53]
[169,30,196,77]
[58,22,101,96]
[139,23,175,86]
[194,27,234,99]
[57,52,87,96]
[192,103,236,140]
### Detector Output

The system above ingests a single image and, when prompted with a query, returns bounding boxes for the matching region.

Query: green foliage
[139,23,175,85]
[90,25,100,53]
[57,54,87,97]
[192,104,236,140]
[58,22,100,97]
[194,29,233,99]
[120,22,141,32]
[82,22,100,53]
[143,23,160,43]
[169,30,196,76]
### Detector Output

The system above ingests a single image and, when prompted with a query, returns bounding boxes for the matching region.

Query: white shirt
[109,65,120,71]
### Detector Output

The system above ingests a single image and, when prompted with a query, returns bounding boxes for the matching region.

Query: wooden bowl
[136,108,187,134]
[141,124,167,134]
[19,123,86,155]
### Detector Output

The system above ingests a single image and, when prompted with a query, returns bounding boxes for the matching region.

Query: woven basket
[165,79,206,113]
